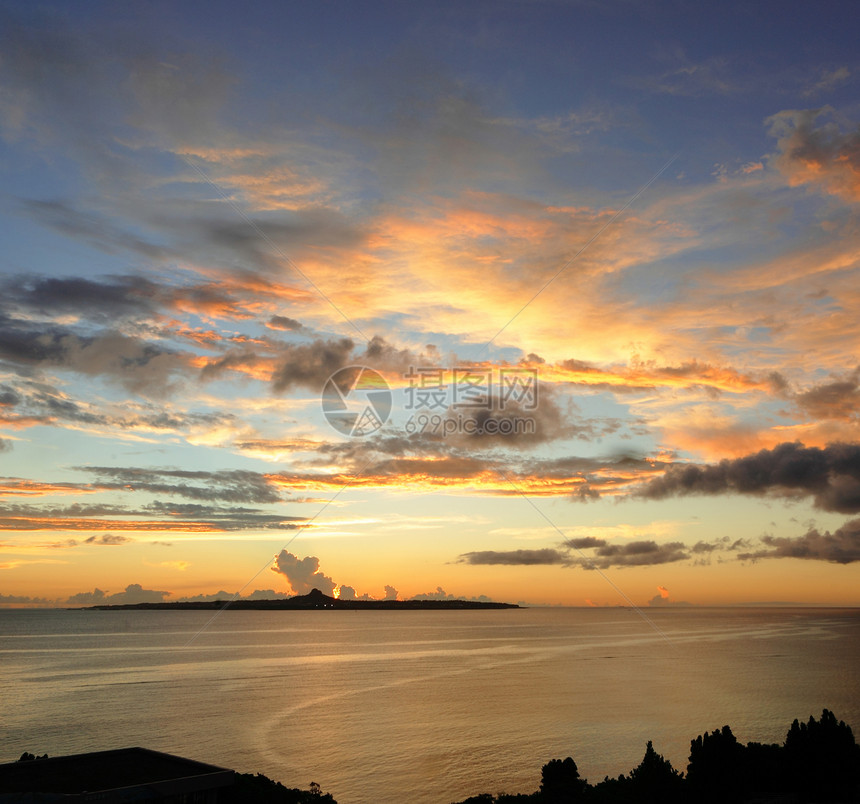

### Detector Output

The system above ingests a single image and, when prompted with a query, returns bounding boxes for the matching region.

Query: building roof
[0,747,234,799]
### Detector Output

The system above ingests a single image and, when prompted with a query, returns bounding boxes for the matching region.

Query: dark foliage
[687,724,745,802]
[540,756,588,801]
[451,709,860,804]
[221,773,337,804]
[785,709,860,800]
[628,740,684,803]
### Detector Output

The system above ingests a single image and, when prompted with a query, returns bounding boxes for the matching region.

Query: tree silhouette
[686,725,744,802]
[449,711,860,804]
[539,757,587,801]
[784,708,860,800]
[742,740,785,795]
[628,741,683,803]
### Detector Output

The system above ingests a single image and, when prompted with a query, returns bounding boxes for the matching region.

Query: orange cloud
[0,479,100,498]
[0,517,222,532]
[264,458,655,499]
[768,108,860,203]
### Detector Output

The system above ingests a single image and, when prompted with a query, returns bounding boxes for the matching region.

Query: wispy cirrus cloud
[78,467,285,504]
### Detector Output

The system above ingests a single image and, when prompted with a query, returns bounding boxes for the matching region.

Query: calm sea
[1,607,858,803]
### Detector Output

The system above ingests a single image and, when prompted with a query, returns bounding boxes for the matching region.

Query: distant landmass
[85,587,520,611]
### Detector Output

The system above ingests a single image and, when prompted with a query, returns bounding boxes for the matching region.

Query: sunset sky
[1,0,859,607]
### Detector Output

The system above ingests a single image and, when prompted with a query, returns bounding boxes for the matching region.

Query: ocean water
[1,607,858,803]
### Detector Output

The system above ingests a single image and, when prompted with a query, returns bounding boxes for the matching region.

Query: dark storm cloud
[271,337,356,393]
[457,538,689,570]
[640,442,860,513]
[0,386,22,406]
[201,333,421,385]
[738,519,860,564]
[363,335,417,374]
[444,383,567,448]
[454,528,851,571]
[794,370,860,420]
[0,313,188,395]
[566,536,608,550]
[268,315,304,331]
[0,269,277,329]
[0,315,73,366]
[573,540,690,569]
[270,335,419,393]
[199,350,262,381]
[458,548,568,565]
[79,467,283,504]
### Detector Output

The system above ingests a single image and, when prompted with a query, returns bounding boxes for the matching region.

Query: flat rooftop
[0,747,234,797]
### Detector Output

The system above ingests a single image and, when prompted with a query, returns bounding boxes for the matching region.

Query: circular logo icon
[322,366,392,437]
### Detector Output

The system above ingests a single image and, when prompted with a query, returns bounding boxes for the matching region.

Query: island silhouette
[84,587,520,611]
